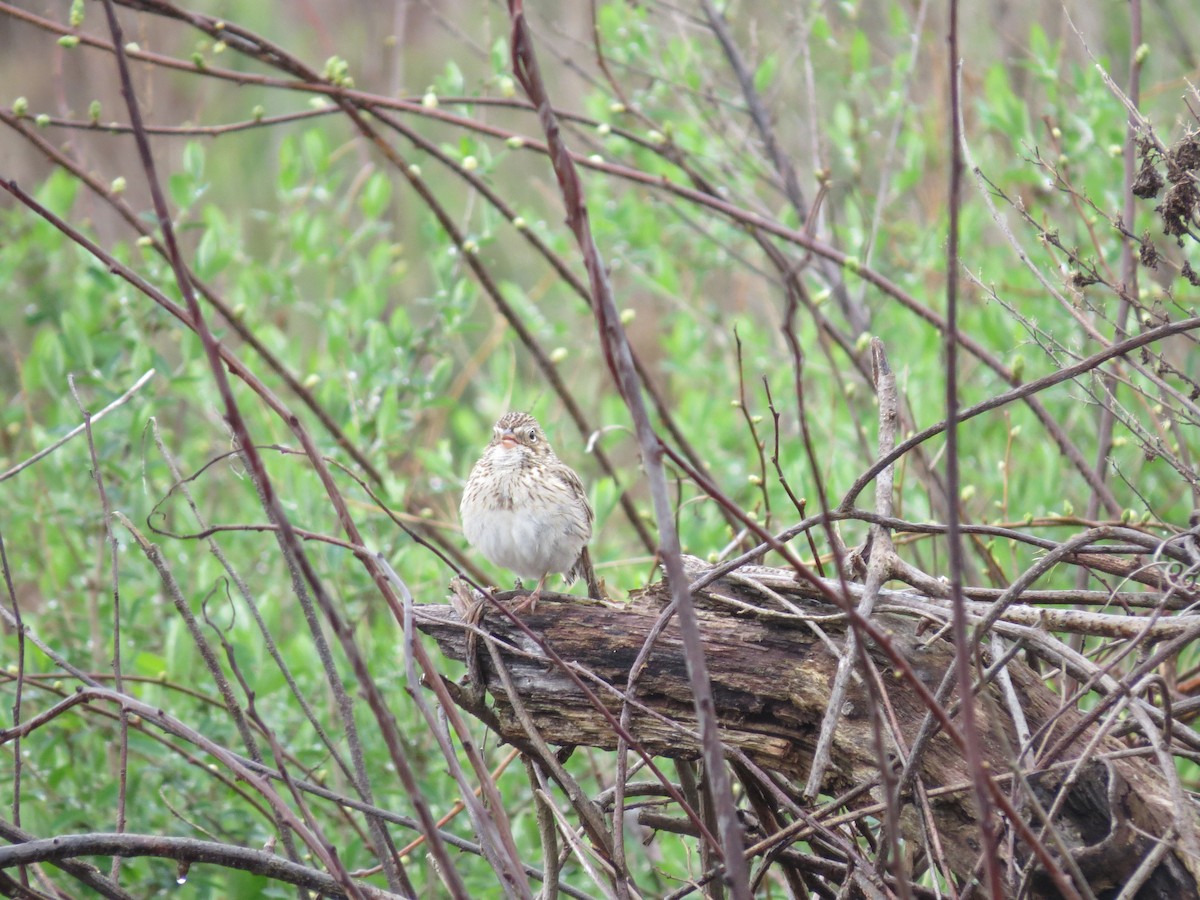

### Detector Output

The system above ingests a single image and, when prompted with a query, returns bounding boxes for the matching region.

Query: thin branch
[67,375,130,883]
[0,370,156,483]
[0,833,396,900]
[947,18,1003,890]
[839,315,1200,511]
[506,2,752,894]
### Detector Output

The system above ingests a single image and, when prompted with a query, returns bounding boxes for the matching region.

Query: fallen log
[413,564,1200,898]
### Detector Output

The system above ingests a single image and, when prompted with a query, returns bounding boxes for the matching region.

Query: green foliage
[1,0,1197,895]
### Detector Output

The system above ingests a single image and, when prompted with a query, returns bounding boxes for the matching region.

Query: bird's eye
[527,428,538,441]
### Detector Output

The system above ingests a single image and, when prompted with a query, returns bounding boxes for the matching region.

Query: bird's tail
[569,546,604,599]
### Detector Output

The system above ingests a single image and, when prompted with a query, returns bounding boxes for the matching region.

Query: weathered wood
[414,571,1200,898]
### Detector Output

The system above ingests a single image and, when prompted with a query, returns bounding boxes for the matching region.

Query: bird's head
[489,411,553,460]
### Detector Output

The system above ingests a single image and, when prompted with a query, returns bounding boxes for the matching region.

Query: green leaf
[753,54,779,94]
[439,59,465,95]
[980,64,1026,138]
[1028,23,1050,64]
[34,169,80,218]
[359,171,392,219]
[26,328,66,391]
[810,13,831,43]
[133,651,166,676]
[167,172,192,210]
[182,140,205,181]
[277,136,300,191]
[195,207,234,277]
[849,28,870,73]
[302,128,330,174]
[490,36,509,74]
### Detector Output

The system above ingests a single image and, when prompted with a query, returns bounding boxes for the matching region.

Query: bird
[460,411,597,610]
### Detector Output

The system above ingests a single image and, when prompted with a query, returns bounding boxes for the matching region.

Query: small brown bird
[460,412,596,608]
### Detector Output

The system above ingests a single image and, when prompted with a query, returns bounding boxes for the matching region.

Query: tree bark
[415,567,1200,899]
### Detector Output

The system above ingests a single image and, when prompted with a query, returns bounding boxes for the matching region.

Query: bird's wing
[555,464,594,529]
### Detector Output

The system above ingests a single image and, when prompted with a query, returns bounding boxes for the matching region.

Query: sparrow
[460,412,598,609]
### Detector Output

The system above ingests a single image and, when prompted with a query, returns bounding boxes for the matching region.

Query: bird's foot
[510,591,539,614]
[510,574,548,614]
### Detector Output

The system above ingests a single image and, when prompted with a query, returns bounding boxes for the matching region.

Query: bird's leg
[512,573,548,614]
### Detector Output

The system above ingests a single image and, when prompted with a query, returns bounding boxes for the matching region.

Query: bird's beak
[499,428,518,449]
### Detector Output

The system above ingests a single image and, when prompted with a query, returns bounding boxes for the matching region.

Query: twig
[68,375,130,883]
[534,788,618,900]
[96,3,395,894]
[0,528,26,893]
[146,424,398,878]
[733,330,771,531]
[385,564,530,896]
[804,341,899,798]
[698,0,868,335]
[0,819,136,900]
[0,832,397,900]
[946,12,1003,884]
[838,314,1200,511]
[1113,826,1178,900]
[505,2,752,893]
[0,369,156,483]
[526,759,562,900]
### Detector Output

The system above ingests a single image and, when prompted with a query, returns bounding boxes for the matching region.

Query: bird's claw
[511,590,540,614]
